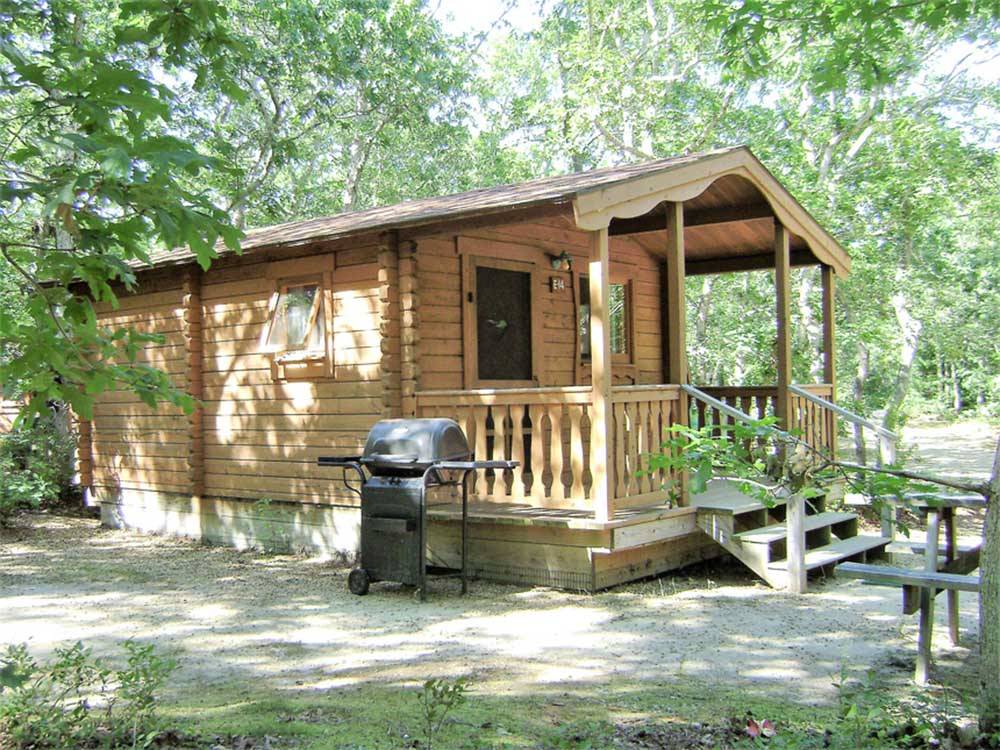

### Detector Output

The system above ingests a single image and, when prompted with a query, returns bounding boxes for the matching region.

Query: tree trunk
[796,270,824,381]
[952,365,963,413]
[882,292,922,432]
[853,340,869,464]
[980,437,1000,733]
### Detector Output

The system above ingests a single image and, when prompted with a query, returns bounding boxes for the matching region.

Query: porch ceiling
[620,175,817,276]
[575,149,850,277]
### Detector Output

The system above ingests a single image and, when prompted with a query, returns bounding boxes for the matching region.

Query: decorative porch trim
[571,148,850,277]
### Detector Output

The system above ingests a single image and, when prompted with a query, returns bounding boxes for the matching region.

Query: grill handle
[316,456,365,500]
[364,452,420,464]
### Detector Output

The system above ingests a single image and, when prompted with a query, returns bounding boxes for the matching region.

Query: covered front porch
[403,147,857,589]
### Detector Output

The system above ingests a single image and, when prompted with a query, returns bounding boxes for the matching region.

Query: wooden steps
[735,511,856,544]
[694,479,890,591]
[767,535,891,573]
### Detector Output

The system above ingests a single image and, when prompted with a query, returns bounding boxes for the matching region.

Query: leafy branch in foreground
[650,418,978,512]
[1,0,245,419]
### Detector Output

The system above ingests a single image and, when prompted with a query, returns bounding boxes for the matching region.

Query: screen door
[476,265,533,382]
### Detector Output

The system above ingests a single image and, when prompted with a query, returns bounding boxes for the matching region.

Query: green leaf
[100,148,132,179]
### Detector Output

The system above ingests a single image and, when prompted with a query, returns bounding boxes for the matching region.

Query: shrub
[417,677,469,750]
[0,640,177,748]
[0,406,76,526]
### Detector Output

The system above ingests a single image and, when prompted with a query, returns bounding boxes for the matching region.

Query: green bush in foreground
[0,640,177,749]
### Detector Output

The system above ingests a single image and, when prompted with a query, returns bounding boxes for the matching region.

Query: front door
[476,264,533,383]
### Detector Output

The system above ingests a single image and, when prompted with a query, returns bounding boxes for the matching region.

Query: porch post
[774,221,792,430]
[663,201,689,504]
[776,221,806,594]
[589,227,614,523]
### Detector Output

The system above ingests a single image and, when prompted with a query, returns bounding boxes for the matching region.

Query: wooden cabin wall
[91,242,385,508]
[413,214,664,391]
[92,284,189,494]
[200,245,382,505]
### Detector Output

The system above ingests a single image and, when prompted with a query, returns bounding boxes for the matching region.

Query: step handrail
[787,384,898,467]
[682,384,796,439]
[788,384,897,442]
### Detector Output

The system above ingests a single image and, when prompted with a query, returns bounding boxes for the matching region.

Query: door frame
[461,253,543,389]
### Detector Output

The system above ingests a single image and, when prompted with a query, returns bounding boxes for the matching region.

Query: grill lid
[361,418,470,472]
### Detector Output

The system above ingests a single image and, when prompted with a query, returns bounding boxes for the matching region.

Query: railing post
[821,265,837,459]
[877,432,898,540]
[786,493,807,594]
[589,227,614,523]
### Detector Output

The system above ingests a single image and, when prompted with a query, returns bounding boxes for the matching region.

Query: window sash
[579,276,630,362]
[266,282,324,352]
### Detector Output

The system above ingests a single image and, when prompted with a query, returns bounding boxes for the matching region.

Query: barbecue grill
[318,418,516,598]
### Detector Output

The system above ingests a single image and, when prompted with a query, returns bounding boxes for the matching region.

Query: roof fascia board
[572,148,850,277]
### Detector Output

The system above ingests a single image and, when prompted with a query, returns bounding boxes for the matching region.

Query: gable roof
[143,145,850,276]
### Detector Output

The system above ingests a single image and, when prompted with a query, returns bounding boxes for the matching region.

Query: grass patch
[157,678,852,749]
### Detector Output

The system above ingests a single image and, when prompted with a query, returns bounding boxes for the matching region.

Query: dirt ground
[0,420,992,715]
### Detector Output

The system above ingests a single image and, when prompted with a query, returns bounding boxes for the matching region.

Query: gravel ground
[0,421,990,706]
[0,516,979,706]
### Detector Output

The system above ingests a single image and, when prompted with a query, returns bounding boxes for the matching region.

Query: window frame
[261,271,334,380]
[575,266,638,384]
[575,270,636,364]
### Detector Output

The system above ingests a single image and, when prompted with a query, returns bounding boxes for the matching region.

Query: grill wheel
[348,568,371,596]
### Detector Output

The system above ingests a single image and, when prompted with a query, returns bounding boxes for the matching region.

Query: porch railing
[610,385,681,509]
[415,384,681,510]
[415,386,594,508]
[691,384,836,458]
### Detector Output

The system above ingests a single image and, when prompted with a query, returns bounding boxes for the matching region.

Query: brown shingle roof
[142,146,743,269]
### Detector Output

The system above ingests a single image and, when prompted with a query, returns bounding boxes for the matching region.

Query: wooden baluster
[613,402,627,500]
[509,404,526,502]
[570,404,585,502]
[616,403,635,497]
[462,407,477,496]
[493,404,509,497]
[740,396,753,453]
[548,404,566,504]
[637,399,652,494]
[628,401,641,496]
[804,397,811,446]
[529,404,544,502]
[696,400,706,431]
[662,400,673,489]
[475,405,490,497]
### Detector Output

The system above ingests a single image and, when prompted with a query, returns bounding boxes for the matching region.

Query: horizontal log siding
[91,243,385,506]
[92,284,190,494]
[200,245,382,505]
[415,216,664,392]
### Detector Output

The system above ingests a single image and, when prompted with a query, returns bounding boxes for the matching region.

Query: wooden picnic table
[837,493,984,685]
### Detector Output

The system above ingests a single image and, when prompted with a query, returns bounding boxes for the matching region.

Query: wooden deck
[426,499,716,591]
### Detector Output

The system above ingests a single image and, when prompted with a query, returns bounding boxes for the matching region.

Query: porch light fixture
[548,251,572,271]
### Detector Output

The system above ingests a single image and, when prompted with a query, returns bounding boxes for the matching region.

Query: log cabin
[82,145,891,592]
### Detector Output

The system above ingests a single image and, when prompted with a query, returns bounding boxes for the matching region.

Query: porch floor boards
[426,500,692,530]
